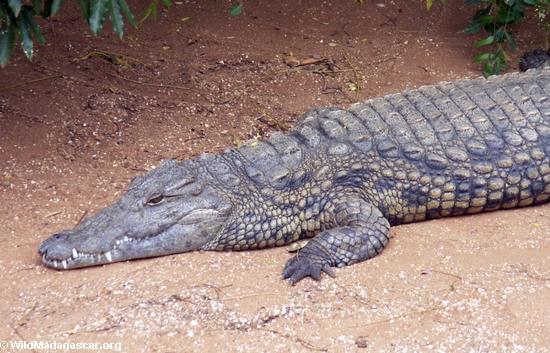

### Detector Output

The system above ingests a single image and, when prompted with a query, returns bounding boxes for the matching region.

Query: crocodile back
[291,68,550,223]
[224,68,548,225]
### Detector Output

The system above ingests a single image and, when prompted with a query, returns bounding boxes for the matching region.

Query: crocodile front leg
[283,197,390,284]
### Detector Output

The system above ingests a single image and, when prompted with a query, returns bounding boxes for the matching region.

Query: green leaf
[522,0,537,5]
[49,0,64,16]
[42,0,65,17]
[0,21,16,67]
[482,61,495,77]
[76,0,90,21]
[42,0,52,16]
[475,35,494,47]
[496,7,515,24]
[108,0,123,38]
[479,15,493,25]
[495,48,510,66]
[117,0,136,28]
[21,6,44,45]
[161,0,172,8]
[16,12,33,59]
[8,0,22,17]
[463,6,492,34]
[426,0,434,10]
[494,27,506,42]
[510,5,525,20]
[504,30,517,49]
[140,1,158,25]
[465,0,491,4]
[90,0,107,34]
[31,0,42,15]
[463,20,481,34]
[230,4,242,16]
[474,52,491,62]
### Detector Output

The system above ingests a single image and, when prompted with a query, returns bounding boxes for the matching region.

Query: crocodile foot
[282,253,335,285]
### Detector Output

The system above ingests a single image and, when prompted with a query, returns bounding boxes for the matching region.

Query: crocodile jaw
[38,158,235,270]
[39,208,225,270]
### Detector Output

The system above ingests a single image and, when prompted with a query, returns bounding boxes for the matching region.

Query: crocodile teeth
[53,260,58,268]
[61,260,67,269]
[72,248,78,259]
[105,251,113,262]
[115,235,134,247]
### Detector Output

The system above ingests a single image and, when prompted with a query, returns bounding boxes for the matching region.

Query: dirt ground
[1,1,549,352]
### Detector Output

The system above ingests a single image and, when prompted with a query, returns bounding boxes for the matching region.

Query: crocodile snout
[38,230,78,269]
[39,231,71,257]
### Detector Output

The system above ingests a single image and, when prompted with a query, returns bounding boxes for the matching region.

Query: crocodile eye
[146,195,165,206]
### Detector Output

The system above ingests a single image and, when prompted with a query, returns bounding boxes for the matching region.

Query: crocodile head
[38,158,233,269]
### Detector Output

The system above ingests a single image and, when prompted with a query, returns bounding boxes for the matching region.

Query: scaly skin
[39,67,550,284]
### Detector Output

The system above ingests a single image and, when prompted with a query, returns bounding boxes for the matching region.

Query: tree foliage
[0,0,172,67]
[430,0,549,76]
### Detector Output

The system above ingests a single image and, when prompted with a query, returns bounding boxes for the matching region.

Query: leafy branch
[429,0,549,76]
[0,0,172,67]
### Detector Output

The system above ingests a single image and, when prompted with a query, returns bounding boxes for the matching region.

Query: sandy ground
[1,1,549,352]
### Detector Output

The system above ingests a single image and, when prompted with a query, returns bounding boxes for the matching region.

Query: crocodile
[39,66,550,284]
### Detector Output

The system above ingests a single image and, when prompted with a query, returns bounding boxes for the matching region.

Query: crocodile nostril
[38,231,72,256]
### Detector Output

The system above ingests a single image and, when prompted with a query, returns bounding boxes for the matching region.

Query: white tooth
[105,251,113,262]
[123,236,130,242]
[53,260,58,267]
[72,248,78,258]
[62,260,67,269]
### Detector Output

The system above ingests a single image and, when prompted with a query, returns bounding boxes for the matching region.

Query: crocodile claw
[282,253,335,285]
